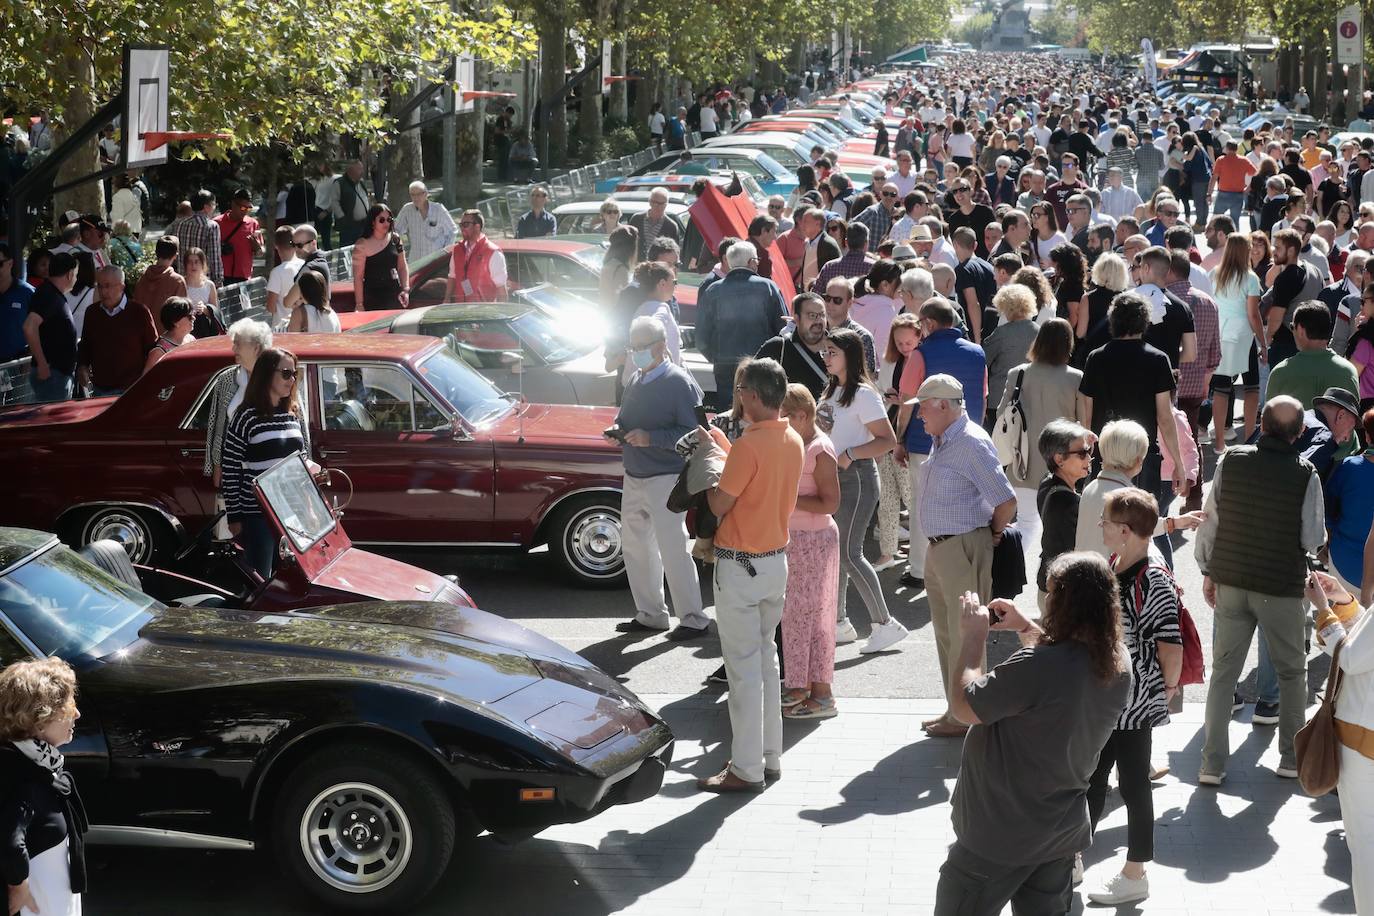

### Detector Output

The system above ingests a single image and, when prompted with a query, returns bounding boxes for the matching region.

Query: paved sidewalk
[87,693,1356,915]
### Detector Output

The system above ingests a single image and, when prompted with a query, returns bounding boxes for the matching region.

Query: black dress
[0,746,88,901]
[362,234,404,310]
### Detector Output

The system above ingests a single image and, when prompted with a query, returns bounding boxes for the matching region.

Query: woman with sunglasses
[1035,418,1095,610]
[221,347,310,578]
[818,329,909,654]
[351,203,409,312]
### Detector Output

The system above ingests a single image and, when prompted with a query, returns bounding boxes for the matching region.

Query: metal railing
[0,356,33,405]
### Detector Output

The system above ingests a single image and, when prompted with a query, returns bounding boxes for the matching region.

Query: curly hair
[0,657,78,741]
[1041,552,1129,684]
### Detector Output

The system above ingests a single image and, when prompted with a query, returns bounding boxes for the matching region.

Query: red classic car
[0,335,630,586]
[329,238,700,323]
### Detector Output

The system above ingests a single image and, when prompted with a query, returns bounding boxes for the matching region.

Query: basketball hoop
[603,76,640,83]
[141,131,232,151]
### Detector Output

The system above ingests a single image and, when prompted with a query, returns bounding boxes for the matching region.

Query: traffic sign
[1338,6,1362,65]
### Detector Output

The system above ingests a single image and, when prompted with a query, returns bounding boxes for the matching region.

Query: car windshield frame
[0,543,159,660]
[414,346,513,427]
[507,310,598,365]
[570,246,605,273]
[254,455,338,551]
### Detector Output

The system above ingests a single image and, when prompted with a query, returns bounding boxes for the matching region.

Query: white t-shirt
[818,384,887,455]
[946,133,976,159]
[266,256,304,329]
[648,112,666,135]
[700,107,719,133]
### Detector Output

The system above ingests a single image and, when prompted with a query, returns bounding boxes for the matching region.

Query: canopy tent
[885,46,929,65]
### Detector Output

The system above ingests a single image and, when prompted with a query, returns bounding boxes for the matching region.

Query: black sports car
[0,527,672,910]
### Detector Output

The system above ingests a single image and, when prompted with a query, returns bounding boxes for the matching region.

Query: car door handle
[180,447,206,457]
[319,449,349,458]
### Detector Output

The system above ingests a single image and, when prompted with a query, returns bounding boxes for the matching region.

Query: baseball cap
[78,214,110,233]
[60,209,81,226]
[905,374,964,406]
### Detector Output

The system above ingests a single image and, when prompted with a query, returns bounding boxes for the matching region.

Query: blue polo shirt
[0,280,34,361]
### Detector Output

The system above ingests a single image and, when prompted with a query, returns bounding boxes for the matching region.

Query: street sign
[1338,6,1363,65]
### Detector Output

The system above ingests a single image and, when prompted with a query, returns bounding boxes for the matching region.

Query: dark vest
[1208,435,1316,597]
[904,328,987,455]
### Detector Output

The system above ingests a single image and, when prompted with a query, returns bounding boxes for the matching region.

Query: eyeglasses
[1159,210,1180,217]
[292,241,312,249]
[459,221,478,227]
[278,368,298,380]
[823,294,847,304]
[1066,207,1086,214]
[881,191,898,198]
[954,187,971,194]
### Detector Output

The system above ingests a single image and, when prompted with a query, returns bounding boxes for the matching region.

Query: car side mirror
[277,536,296,564]
[501,351,525,375]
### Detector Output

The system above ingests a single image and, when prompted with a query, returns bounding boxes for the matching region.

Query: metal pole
[443,81,458,207]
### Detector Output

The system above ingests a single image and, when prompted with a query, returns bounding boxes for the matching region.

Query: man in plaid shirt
[1166,249,1220,513]
[172,189,223,286]
[852,182,898,252]
[811,222,875,292]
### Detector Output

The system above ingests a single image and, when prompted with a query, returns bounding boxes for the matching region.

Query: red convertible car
[0,335,631,586]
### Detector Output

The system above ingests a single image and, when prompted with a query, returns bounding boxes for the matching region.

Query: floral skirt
[782,523,840,688]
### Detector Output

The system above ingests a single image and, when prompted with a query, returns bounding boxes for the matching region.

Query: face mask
[631,348,656,370]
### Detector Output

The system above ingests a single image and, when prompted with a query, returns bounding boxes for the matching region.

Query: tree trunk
[455,60,487,208]
[262,151,280,276]
[632,46,653,136]
[538,13,568,169]
[580,37,603,162]
[611,0,629,122]
[53,49,104,227]
[1313,44,1330,120]
[388,83,426,213]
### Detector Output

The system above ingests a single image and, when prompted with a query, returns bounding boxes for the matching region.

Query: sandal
[785,697,838,719]
[781,689,810,708]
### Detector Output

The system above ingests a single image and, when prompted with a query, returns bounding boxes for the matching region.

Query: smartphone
[603,426,627,444]
[694,405,711,428]
[1305,553,1328,573]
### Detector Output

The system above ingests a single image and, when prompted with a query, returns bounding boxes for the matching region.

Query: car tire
[547,494,626,587]
[274,743,456,911]
[77,506,167,565]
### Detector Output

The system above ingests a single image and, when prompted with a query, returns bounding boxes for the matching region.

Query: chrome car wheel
[566,507,623,578]
[82,509,153,564]
[299,782,413,894]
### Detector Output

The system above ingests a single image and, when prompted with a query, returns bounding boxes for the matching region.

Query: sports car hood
[484,402,619,442]
[119,601,608,706]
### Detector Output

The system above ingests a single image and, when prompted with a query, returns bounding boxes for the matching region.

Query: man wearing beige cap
[910,374,1017,738]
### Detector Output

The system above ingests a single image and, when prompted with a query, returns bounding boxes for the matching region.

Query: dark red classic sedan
[0,335,630,585]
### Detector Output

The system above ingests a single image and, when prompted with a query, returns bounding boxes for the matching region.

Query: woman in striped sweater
[222,346,309,577]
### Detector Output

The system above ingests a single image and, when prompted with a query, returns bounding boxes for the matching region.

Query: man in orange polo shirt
[1208,141,1256,229]
[697,357,805,793]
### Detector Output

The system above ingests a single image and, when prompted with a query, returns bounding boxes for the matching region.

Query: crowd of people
[8,48,1374,916]
[595,51,1374,913]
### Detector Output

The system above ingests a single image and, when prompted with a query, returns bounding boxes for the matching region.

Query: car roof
[168,332,443,362]
[496,239,600,254]
[0,528,58,577]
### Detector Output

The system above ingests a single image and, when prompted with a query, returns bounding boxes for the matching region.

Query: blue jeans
[1190,179,1210,225]
[30,369,73,403]
[1214,190,1245,227]
[236,514,277,580]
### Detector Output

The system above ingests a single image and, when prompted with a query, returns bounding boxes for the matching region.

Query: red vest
[450,236,504,302]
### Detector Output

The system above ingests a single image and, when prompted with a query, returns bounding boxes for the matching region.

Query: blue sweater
[615,363,703,478]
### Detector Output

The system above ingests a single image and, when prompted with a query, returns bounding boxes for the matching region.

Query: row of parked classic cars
[0,77,903,910]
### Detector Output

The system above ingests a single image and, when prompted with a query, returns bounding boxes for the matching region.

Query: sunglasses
[277,367,298,380]
[375,216,393,224]
[292,241,312,249]
[881,191,898,198]
[954,187,971,194]
[823,294,847,304]
[459,221,478,227]
[1065,447,1093,458]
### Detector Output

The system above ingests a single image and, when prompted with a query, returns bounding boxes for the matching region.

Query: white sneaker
[860,619,910,654]
[873,556,903,572]
[835,619,859,645]
[1276,762,1299,779]
[897,525,910,541]
[1087,872,1149,905]
[1198,771,1226,786]
[1072,853,1084,886]
[1225,426,1237,442]
[1198,426,1213,444]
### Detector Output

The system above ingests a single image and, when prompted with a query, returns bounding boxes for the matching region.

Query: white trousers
[1013,486,1043,580]
[1339,744,1374,915]
[905,453,929,578]
[715,553,786,783]
[622,473,708,629]
[20,841,80,916]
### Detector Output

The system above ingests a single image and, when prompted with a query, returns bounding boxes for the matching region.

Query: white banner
[601,38,613,95]
[1338,6,1363,65]
[1141,38,1158,87]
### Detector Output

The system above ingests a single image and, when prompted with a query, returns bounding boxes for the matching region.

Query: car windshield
[255,456,336,551]
[509,310,597,364]
[570,246,605,273]
[0,545,158,659]
[415,346,512,426]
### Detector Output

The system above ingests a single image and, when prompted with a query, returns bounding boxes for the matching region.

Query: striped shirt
[221,407,308,521]
[1168,280,1221,400]
[171,213,224,285]
[811,250,875,293]
[1115,553,1183,730]
[918,413,1016,537]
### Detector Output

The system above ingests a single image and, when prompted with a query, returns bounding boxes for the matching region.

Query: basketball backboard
[455,54,476,113]
[122,44,169,169]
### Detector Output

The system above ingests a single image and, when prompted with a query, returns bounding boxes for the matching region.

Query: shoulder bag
[992,367,1029,480]
[1294,638,1345,797]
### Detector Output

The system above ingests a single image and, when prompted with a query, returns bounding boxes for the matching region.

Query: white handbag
[992,368,1030,481]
